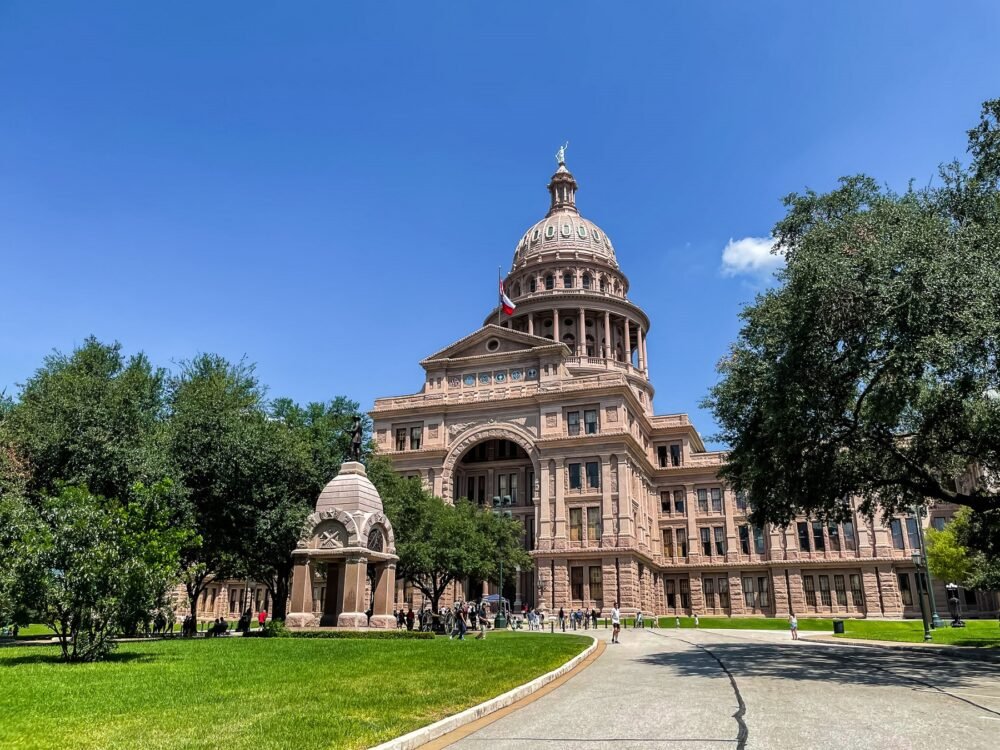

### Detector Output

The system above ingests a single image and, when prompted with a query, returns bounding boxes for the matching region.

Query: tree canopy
[708,100,1000,535]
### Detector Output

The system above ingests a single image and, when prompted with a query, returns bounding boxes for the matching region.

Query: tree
[375,465,530,612]
[0,483,189,661]
[925,519,972,586]
[707,100,1000,536]
[165,354,267,623]
[1,337,170,504]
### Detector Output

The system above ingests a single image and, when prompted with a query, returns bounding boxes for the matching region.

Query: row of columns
[516,308,648,374]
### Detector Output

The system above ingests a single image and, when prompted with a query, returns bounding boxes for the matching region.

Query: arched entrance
[442,424,541,609]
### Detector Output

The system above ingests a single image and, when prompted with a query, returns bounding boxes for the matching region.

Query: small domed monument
[286,455,398,629]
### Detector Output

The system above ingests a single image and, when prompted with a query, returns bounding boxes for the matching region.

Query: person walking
[635,608,643,628]
[258,609,267,631]
[558,607,565,631]
[789,614,799,640]
[610,602,621,644]
[476,601,489,639]
[694,613,700,628]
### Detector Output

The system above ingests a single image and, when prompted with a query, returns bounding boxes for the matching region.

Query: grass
[837,618,1000,648]
[0,631,590,750]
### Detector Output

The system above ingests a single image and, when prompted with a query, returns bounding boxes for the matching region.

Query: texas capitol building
[372,153,998,621]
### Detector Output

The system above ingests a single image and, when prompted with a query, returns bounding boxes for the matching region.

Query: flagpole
[497,266,501,326]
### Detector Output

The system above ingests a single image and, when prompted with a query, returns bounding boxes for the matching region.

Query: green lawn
[0,632,590,750]
[837,618,1000,647]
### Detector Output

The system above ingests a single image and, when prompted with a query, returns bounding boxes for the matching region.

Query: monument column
[623,318,632,368]
[288,558,314,625]
[553,308,560,342]
[636,326,645,372]
[578,307,586,355]
[370,562,397,629]
[603,310,611,358]
[337,556,369,628]
[528,312,534,336]
[641,329,649,375]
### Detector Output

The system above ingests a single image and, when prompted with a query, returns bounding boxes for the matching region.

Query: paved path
[446,628,1000,749]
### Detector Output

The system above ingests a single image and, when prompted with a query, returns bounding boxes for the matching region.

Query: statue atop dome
[555,141,569,166]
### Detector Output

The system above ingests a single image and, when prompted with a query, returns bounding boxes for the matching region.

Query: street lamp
[945,582,966,628]
[912,504,943,629]
[911,552,932,642]
[494,559,507,629]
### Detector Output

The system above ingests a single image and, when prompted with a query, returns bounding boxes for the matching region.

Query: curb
[368,634,600,750]
[800,635,1000,664]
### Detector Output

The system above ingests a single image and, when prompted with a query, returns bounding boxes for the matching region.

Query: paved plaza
[448,628,1000,750]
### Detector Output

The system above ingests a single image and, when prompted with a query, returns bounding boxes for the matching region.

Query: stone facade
[372,157,1000,620]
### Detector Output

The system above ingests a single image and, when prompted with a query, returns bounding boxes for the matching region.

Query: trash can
[833,619,845,635]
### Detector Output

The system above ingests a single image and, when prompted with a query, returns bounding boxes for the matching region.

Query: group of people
[557,607,601,630]
[392,600,503,640]
[180,609,268,637]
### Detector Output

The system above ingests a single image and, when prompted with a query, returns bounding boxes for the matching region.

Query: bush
[290,629,434,640]
[245,619,291,638]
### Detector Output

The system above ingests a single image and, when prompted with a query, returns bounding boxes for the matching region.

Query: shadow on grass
[0,651,153,667]
[636,640,1000,691]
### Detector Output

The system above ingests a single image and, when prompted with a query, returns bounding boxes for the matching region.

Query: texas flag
[499,279,516,316]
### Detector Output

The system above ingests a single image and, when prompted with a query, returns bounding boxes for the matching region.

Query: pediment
[420,325,569,366]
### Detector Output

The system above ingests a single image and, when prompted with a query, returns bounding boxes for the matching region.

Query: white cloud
[721,236,785,278]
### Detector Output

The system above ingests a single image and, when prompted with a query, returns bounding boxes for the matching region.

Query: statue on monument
[555,141,569,166]
[348,415,363,462]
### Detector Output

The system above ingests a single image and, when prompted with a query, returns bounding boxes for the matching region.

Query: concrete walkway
[444,627,1000,749]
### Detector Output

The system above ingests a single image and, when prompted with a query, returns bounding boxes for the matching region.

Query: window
[843,520,856,550]
[584,409,598,434]
[736,491,748,512]
[753,526,766,554]
[509,473,518,504]
[931,517,946,532]
[711,488,723,512]
[680,579,691,608]
[466,476,476,503]
[582,273,592,289]
[529,277,537,293]
[718,578,730,608]
[571,567,584,600]
[545,274,554,290]
[569,508,583,541]
[890,519,905,549]
[670,444,682,467]
[700,527,712,556]
[665,579,676,608]
[697,489,709,512]
[828,524,841,551]
[743,576,756,607]
[527,471,534,505]
[663,528,674,558]
[905,517,921,549]
[678,531,688,558]
[739,524,751,554]
[409,426,421,450]
[673,490,686,514]
[478,476,486,504]
[757,576,770,608]
[563,272,574,288]
[568,463,582,490]
[819,575,831,606]
[714,527,726,556]
[803,575,816,606]
[797,522,810,551]
[395,428,406,451]
[964,587,978,606]
[589,566,603,600]
[587,507,602,540]
[661,492,672,513]
[586,461,600,489]
[849,574,864,607]
[834,575,847,607]
[812,521,825,551]
[897,573,912,605]
[703,578,716,608]
[657,446,668,467]
[567,411,580,436]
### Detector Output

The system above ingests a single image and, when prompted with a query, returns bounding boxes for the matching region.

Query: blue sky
[2,2,998,448]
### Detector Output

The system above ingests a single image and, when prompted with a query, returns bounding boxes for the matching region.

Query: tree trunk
[271,573,290,620]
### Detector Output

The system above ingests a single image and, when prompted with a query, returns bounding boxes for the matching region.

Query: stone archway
[440,422,541,504]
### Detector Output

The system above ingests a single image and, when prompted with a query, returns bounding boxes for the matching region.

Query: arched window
[545,274,554,290]
[563,272,574,288]
[529,277,537,293]
[562,333,576,347]
[586,335,595,357]
[513,283,521,297]
[582,273,592,290]
[600,276,607,293]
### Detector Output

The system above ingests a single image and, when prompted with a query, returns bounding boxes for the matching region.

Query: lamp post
[911,552,932,642]
[494,559,507,629]
[945,582,966,628]
[912,504,943,629]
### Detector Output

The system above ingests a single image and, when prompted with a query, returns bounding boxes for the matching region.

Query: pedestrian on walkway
[694,613,700,628]
[789,614,799,640]
[635,609,643,628]
[611,602,621,644]
[558,607,565,630]
[675,616,680,629]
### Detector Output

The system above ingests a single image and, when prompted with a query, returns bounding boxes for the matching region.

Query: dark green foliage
[707,100,1000,548]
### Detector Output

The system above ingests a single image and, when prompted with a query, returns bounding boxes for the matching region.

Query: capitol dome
[511,163,619,271]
